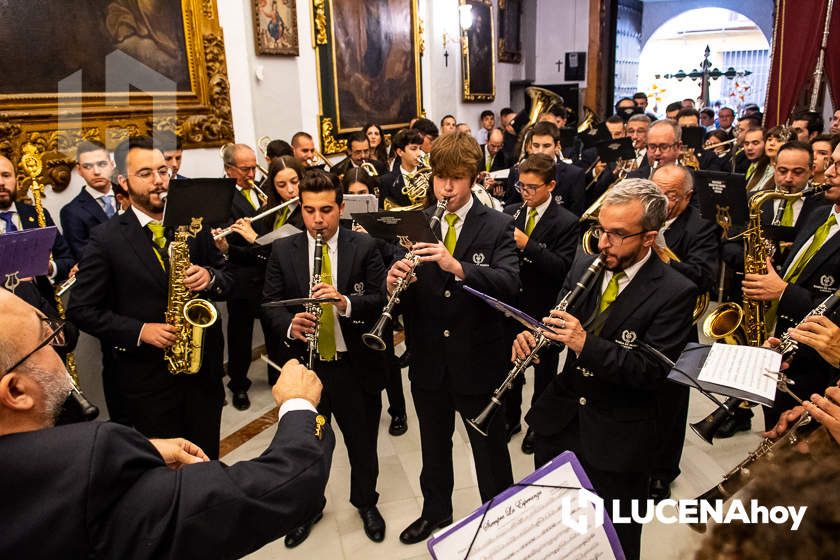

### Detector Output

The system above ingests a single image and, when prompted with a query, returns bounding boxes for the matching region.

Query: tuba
[164,217,219,375]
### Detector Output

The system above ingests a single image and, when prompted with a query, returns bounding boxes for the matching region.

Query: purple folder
[0,227,57,279]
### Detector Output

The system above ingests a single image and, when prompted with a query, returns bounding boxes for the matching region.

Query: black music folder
[681,126,706,152]
[351,210,438,244]
[693,171,749,229]
[594,137,635,163]
[163,178,236,228]
[579,123,611,149]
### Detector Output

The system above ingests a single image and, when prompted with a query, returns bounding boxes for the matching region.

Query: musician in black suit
[502,153,579,453]
[627,119,682,180]
[377,128,425,208]
[387,132,519,544]
[504,121,585,215]
[330,132,388,180]
[67,136,233,459]
[648,164,720,500]
[516,179,696,559]
[0,287,334,559]
[743,141,840,430]
[221,143,264,410]
[59,140,128,423]
[261,170,388,546]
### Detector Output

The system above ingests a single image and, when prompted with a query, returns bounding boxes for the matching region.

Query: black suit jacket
[67,209,232,395]
[477,145,510,175]
[399,198,520,395]
[60,187,111,261]
[504,198,578,317]
[261,229,388,391]
[377,171,414,208]
[225,189,263,299]
[526,253,696,472]
[0,414,333,559]
[505,160,586,215]
[664,205,721,294]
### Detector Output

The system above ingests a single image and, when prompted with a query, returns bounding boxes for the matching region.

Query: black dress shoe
[505,423,521,443]
[399,516,452,544]
[232,390,251,411]
[521,428,536,454]
[359,506,386,542]
[389,415,408,436]
[715,407,753,438]
[649,478,671,502]
[284,511,323,548]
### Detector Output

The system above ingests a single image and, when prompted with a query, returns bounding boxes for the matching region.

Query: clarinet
[467,254,607,436]
[306,232,324,368]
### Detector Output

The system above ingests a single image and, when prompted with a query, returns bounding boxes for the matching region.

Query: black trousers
[385,328,406,417]
[534,421,648,560]
[226,297,261,392]
[651,381,690,483]
[100,340,130,425]
[411,376,513,521]
[123,374,225,459]
[505,346,559,429]
[316,356,382,509]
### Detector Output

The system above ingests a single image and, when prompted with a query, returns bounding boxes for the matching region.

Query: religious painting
[253,0,299,55]
[498,0,522,63]
[0,0,233,172]
[461,0,495,102]
[314,0,423,154]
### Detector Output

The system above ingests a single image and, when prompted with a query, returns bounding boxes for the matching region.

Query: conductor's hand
[149,437,209,469]
[803,384,840,446]
[788,315,840,367]
[183,265,211,292]
[542,310,587,354]
[412,241,464,279]
[140,323,178,348]
[387,258,416,294]
[512,330,539,363]
[290,311,318,341]
[272,358,322,408]
[742,257,787,301]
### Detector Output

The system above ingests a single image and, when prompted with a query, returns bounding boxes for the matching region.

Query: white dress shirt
[599,248,653,297]
[771,197,803,226]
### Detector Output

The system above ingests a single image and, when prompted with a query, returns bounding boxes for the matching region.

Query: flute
[213,197,299,240]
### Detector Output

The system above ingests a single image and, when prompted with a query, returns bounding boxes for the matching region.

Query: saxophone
[164,217,219,375]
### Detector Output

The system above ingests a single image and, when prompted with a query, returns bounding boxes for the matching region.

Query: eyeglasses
[514,181,546,194]
[647,143,678,153]
[131,166,172,181]
[1,318,66,377]
[79,161,112,171]
[589,225,647,246]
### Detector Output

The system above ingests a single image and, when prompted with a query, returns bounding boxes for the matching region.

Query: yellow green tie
[599,271,625,312]
[524,208,538,236]
[486,156,492,172]
[273,206,290,230]
[146,222,166,270]
[317,244,336,361]
[444,213,459,254]
[745,163,756,181]
[241,188,258,210]
[780,201,794,227]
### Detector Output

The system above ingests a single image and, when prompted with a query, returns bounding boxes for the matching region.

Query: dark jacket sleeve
[521,212,578,285]
[45,209,74,281]
[346,239,387,324]
[59,204,87,262]
[565,165,587,216]
[66,232,144,347]
[461,217,520,300]
[261,241,295,338]
[669,217,720,293]
[90,413,335,560]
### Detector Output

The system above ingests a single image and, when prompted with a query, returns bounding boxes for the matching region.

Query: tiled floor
[220,343,765,560]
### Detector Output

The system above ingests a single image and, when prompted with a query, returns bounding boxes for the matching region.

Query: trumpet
[468,255,607,436]
[306,232,325,368]
[212,197,299,240]
[362,198,449,351]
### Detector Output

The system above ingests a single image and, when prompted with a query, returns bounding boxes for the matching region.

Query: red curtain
[824,3,840,109]
[764,0,828,127]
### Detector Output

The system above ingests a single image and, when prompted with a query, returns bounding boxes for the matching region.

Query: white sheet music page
[697,343,782,403]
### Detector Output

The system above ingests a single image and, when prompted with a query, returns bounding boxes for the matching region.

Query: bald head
[651,164,693,219]
[487,128,504,156]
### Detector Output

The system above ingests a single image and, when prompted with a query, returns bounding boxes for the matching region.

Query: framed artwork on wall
[498,0,522,63]
[460,0,495,102]
[253,0,299,55]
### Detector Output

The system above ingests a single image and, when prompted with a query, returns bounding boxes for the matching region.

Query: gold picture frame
[0,0,234,178]
[253,0,299,56]
[460,0,496,102]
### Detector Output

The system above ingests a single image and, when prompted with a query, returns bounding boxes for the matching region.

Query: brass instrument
[678,147,701,170]
[383,153,432,211]
[305,148,332,172]
[468,255,607,436]
[360,161,379,177]
[577,106,600,134]
[363,198,449,351]
[257,135,271,158]
[306,232,325,368]
[515,86,564,131]
[164,217,219,375]
[579,158,637,223]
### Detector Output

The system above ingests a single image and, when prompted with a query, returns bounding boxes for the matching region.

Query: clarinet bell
[55,387,100,425]
[467,397,502,437]
[689,402,735,445]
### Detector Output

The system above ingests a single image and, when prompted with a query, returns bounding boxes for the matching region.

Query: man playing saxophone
[67,136,232,458]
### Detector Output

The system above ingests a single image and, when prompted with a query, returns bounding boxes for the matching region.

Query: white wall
[533,0,589,87]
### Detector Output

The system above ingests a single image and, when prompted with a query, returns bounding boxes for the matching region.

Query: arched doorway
[637,8,770,115]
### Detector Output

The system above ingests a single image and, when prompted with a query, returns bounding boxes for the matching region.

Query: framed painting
[460,0,495,102]
[313,0,423,154]
[0,0,234,187]
[253,0,299,55]
[498,0,522,63]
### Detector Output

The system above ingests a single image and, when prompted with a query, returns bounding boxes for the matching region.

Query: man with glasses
[68,136,232,458]
[502,153,578,453]
[0,288,336,559]
[330,131,387,180]
[222,143,265,410]
[628,119,681,179]
[648,164,720,501]
[477,128,509,200]
[514,179,696,560]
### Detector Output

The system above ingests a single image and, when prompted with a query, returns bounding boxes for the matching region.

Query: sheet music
[490,168,510,180]
[255,224,302,246]
[697,343,781,403]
